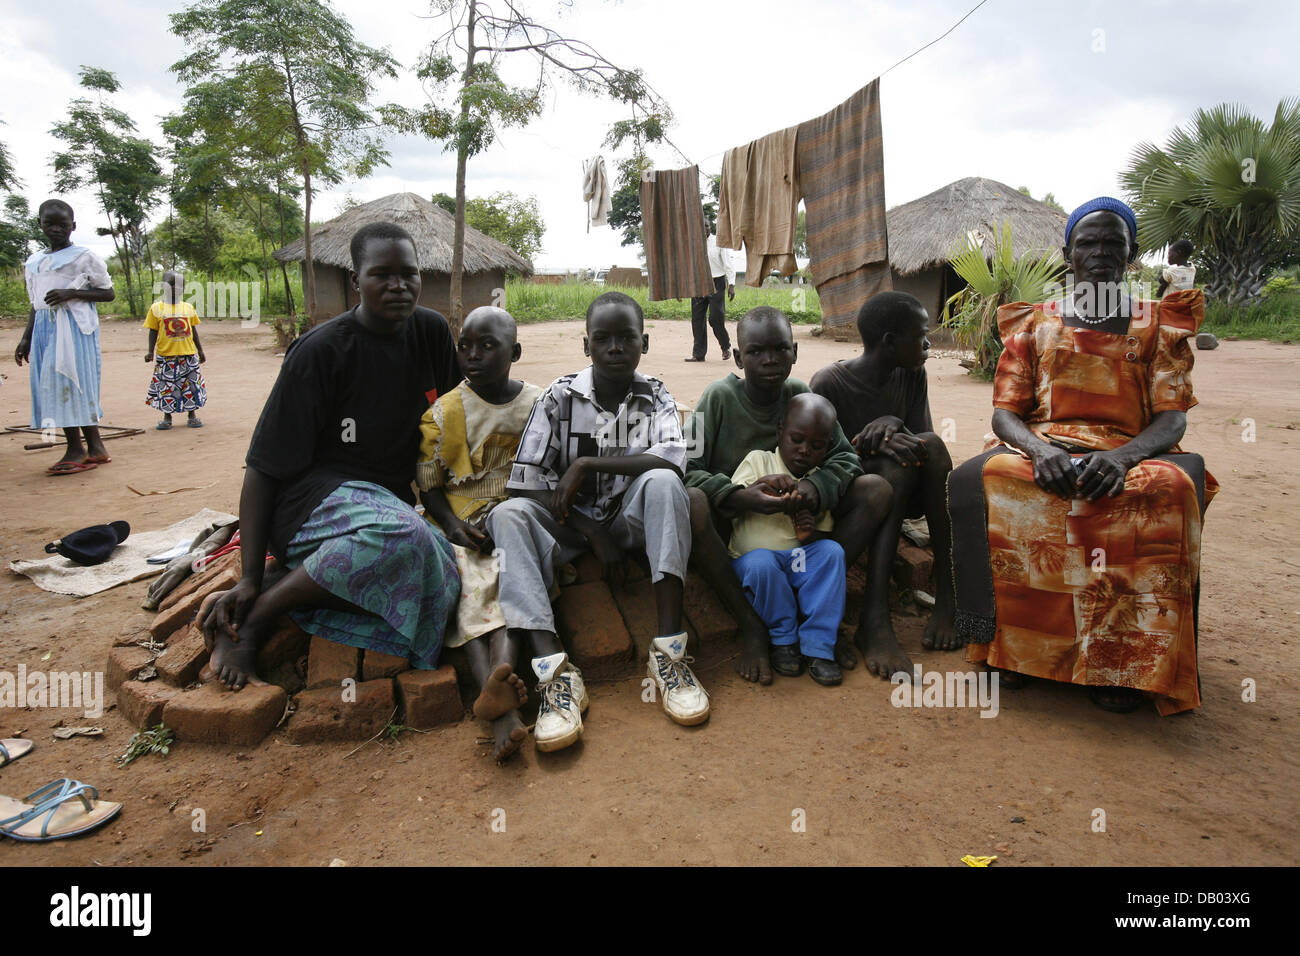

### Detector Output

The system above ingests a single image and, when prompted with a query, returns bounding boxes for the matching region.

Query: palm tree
[943,221,1064,378]
[1121,99,1300,307]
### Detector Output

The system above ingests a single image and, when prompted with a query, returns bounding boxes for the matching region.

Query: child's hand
[792,509,817,542]
[551,458,589,522]
[447,518,491,553]
[852,415,906,456]
[144,352,153,363]
[789,479,821,514]
[755,474,797,496]
[198,351,207,364]
[727,483,789,516]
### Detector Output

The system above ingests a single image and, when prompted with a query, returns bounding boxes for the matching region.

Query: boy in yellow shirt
[144,270,207,429]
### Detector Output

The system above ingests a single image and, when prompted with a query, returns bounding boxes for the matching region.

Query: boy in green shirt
[684,307,894,685]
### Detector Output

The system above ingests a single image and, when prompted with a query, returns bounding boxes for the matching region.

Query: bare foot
[921,592,959,650]
[474,662,528,720]
[735,621,773,685]
[492,710,527,763]
[208,629,265,690]
[854,613,913,680]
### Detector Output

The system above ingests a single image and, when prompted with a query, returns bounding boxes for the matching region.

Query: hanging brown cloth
[716,126,801,287]
[640,165,714,301]
[796,79,892,333]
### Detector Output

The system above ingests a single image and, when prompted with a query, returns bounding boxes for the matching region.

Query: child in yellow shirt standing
[144,270,207,429]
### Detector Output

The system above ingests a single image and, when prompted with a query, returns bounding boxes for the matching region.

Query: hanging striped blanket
[641,165,714,302]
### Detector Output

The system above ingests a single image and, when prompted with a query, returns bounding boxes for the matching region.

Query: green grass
[501,280,822,324]
[1203,291,1300,343]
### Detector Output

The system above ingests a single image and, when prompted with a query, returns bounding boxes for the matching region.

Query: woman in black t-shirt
[199,223,462,689]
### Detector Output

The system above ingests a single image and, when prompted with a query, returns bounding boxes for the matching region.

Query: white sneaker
[532,652,585,752]
[647,633,710,726]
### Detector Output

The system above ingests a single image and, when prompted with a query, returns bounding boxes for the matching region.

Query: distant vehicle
[594,269,610,285]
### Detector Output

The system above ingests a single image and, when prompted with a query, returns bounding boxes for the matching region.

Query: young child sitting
[810,292,957,665]
[684,306,891,686]
[416,306,542,764]
[487,290,707,753]
[728,393,846,686]
[144,269,207,429]
[1157,240,1196,297]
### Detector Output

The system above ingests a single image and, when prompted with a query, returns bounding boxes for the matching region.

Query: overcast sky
[1,0,1293,271]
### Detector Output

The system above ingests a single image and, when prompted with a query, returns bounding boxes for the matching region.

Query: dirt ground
[0,314,1296,867]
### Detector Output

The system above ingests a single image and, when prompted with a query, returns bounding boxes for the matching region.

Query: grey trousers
[487,470,691,634]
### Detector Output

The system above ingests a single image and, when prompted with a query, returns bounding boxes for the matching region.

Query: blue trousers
[732,538,846,661]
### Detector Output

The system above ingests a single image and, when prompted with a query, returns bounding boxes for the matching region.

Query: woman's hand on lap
[1076,450,1130,500]
[1027,443,1078,499]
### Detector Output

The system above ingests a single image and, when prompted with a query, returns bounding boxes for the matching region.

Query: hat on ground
[44,521,131,566]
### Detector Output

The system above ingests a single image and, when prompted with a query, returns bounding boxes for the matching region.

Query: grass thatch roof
[887,177,1067,275]
[273,192,533,275]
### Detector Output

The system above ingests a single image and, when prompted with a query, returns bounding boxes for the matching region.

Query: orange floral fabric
[968,291,1216,714]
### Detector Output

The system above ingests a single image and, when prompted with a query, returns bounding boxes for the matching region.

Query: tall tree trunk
[276,180,296,321]
[449,0,479,337]
[302,165,316,324]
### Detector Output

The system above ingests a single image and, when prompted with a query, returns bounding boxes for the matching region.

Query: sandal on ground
[84,454,111,464]
[0,739,33,768]
[770,644,805,677]
[46,460,96,476]
[0,778,122,842]
[1089,686,1146,714]
[156,419,173,430]
[187,417,204,428]
[806,656,843,686]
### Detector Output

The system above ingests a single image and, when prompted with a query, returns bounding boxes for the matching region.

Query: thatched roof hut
[885,177,1067,329]
[274,192,532,323]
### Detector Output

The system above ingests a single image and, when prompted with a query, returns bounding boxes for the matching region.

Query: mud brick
[286,678,394,743]
[117,680,181,728]
[116,613,156,647]
[107,646,156,690]
[362,649,410,681]
[395,666,462,729]
[157,549,242,613]
[256,618,310,673]
[683,569,736,646]
[305,635,361,690]
[149,559,239,642]
[610,576,696,659]
[155,623,210,686]
[892,542,934,591]
[555,580,634,677]
[162,682,287,746]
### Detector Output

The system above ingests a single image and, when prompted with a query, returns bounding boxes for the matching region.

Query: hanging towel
[641,165,713,301]
[716,127,801,286]
[796,79,892,334]
[583,155,612,230]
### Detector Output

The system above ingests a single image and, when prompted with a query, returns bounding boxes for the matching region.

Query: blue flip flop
[0,778,122,842]
[0,739,33,768]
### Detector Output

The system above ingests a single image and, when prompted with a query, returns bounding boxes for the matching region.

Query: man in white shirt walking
[686,224,736,361]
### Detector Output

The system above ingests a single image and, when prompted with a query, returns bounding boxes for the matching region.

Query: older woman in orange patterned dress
[947,198,1216,715]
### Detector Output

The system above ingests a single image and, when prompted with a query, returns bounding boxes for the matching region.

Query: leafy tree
[1017,186,1065,215]
[433,188,544,261]
[50,67,166,316]
[0,195,42,269]
[170,0,400,322]
[1121,99,1300,306]
[0,121,21,194]
[399,0,672,330]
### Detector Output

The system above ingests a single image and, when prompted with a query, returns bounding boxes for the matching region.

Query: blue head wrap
[1065,197,1137,250]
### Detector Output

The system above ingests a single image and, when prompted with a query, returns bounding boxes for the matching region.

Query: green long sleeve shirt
[684,373,863,513]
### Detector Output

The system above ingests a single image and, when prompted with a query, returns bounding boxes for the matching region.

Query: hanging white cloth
[582,155,612,231]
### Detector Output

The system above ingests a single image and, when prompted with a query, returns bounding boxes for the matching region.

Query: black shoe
[770,644,804,677]
[806,656,843,686]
